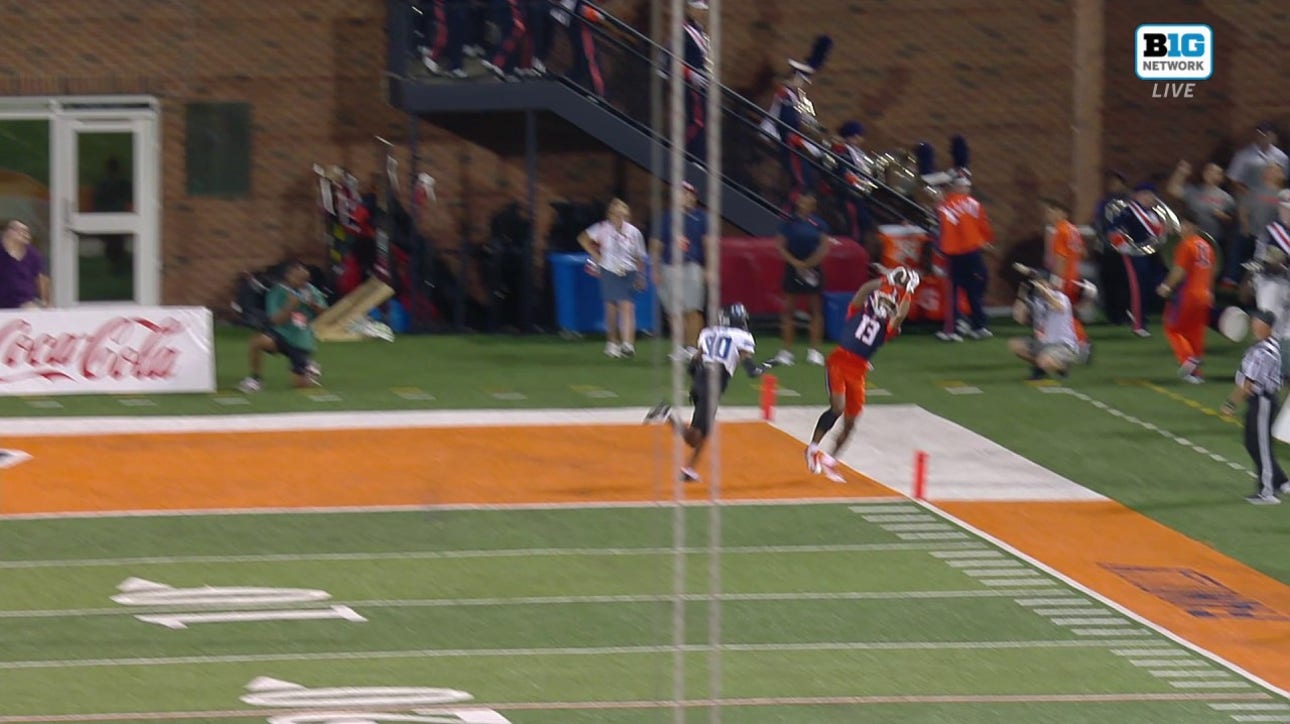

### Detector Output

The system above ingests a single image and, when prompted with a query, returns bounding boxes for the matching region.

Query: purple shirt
[0,245,46,309]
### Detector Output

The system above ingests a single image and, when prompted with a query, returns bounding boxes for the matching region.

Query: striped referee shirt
[1236,337,1283,397]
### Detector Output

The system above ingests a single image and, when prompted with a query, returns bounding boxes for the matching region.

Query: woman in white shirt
[579,198,647,358]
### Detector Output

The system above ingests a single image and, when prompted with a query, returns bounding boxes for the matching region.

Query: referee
[1221,308,1288,504]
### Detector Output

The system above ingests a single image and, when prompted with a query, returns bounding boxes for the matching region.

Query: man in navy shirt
[651,181,711,351]
[774,193,834,366]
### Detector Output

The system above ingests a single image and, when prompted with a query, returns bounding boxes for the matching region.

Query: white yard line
[0,589,1068,621]
[0,541,983,570]
[0,496,909,521]
[910,500,1290,699]
[0,638,1187,671]
[0,692,1278,724]
[1064,390,1256,479]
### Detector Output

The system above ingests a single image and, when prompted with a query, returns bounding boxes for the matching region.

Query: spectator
[1227,122,1289,193]
[936,171,994,341]
[1092,170,1132,326]
[774,192,834,366]
[237,261,329,392]
[1009,270,1080,381]
[0,220,49,309]
[1167,160,1236,285]
[579,198,647,358]
[1247,163,1288,263]
[650,181,711,353]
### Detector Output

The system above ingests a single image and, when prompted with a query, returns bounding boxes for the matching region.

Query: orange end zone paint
[941,500,1290,693]
[0,422,891,515]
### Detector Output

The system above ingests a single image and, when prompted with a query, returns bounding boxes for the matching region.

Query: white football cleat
[818,453,845,483]
[236,377,262,393]
[680,467,701,483]
[773,349,796,366]
[806,349,825,366]
[806,447,823,474]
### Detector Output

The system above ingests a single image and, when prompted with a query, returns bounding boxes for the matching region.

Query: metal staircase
[385,0,935,237]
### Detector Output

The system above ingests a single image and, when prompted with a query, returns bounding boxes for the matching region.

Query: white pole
[667,0,688,721]
[703,0,724,721]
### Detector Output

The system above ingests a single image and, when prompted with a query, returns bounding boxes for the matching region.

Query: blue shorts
[599,270,638,303]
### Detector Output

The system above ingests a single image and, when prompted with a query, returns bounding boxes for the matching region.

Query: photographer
[1009,265,1081,381]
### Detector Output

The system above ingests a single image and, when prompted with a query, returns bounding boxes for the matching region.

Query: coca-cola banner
[0,307,215,395]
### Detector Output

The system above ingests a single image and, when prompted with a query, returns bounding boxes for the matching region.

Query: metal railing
[392,0,938,234]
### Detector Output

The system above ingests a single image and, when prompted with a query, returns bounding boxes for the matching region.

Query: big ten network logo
[1135,24,1213,99]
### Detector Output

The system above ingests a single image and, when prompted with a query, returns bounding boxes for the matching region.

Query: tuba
[1099,197,1181,256]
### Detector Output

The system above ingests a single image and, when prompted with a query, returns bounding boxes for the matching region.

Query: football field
[1,404,1287,724]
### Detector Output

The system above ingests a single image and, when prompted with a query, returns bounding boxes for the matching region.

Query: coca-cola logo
[0,316,184,384]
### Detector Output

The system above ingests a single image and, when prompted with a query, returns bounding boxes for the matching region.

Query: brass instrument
[1099,197,1181,256]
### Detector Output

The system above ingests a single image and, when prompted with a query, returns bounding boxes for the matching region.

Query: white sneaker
[532,58,547,74]
[1245,493,1281,505]
[807,349,826,366]
[480,59,505,79]
[604,342,622,358]
[236,377,262,393]
[1279,482,1290,495]
[620,343,635,358]
[422,53,441,75]
[774,350,796,366]
[1182,374,1204,384]
[968,328,993,340]
[1132,328,1151,338]
[446,68,469,79]
[680,467,701,483]
[935,331,964,342]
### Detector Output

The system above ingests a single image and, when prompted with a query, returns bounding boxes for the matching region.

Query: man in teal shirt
[238,262,328,391]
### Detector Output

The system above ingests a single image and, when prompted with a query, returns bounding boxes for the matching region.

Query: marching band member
[831,120,873,243]
[1106,182,1166,337]
[763,36,832,205]
[681,0,711,164]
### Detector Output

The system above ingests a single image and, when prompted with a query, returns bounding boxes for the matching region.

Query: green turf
[1,504,1281,721]
[1,322,1287,586]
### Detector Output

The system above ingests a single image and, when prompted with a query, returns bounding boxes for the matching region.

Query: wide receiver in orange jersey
[1156,208,1216,383]
[1042,198,1090,355]
[807,267,918,482]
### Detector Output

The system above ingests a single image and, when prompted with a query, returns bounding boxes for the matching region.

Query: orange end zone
[0,422,895,515]
[941,500,1290,693]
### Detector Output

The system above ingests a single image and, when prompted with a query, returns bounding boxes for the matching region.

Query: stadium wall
[0,0,1285,308]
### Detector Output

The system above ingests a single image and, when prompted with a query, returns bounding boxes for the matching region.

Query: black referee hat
[1250,308,1277,327]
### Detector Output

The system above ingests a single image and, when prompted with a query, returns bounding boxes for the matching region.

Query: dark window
[185,102,251,197]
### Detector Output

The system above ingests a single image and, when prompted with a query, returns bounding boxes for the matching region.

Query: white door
[52,111,160,306]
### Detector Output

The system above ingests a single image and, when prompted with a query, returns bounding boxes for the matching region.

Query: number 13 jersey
[837,300,897,363]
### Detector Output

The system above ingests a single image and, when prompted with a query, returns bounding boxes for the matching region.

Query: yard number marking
[243,677,513,723]
[113,577,366,629]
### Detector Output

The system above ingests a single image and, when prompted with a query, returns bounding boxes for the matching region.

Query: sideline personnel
[1221,308,1288,504]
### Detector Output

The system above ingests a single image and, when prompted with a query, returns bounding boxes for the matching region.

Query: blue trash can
[549,253,656,334]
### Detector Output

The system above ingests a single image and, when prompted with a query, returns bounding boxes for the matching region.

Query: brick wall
[0,0,1285,307]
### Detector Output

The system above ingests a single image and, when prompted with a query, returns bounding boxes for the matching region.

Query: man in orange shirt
[936,171,994,341]
[1156,208,1216,383]
[1043,198,1089,350]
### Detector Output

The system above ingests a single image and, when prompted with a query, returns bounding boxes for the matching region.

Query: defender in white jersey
[1009,271,1080,380]
[645,303,771,482]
